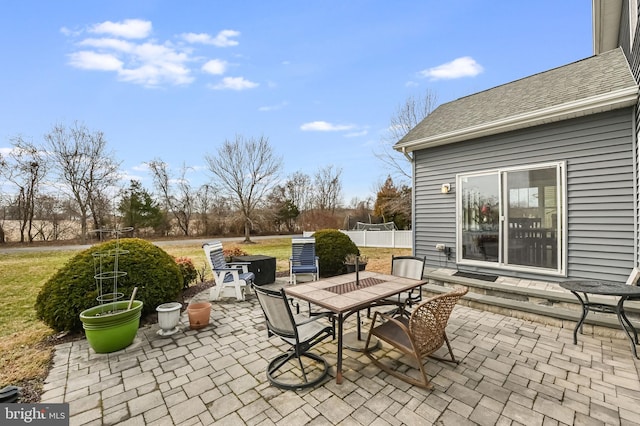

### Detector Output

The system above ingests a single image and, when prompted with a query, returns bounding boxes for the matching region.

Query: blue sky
[0,1,593,204]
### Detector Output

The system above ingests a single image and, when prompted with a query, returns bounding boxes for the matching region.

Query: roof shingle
[396,48,638,150]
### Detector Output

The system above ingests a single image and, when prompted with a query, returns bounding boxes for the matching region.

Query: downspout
[633,108,639,268]
[402,146,416,256]
[401,146,413,162]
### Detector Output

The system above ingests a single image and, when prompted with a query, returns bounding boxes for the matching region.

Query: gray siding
[631,1,640,268]
[620,0,631,58]
[414,108,635,283]
[622,0,640,268]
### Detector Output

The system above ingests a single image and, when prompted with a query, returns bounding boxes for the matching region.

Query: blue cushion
[222,272,255,283]
[292,266,317,274]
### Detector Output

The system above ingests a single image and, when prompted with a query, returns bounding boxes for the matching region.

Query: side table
[560,280,640,358]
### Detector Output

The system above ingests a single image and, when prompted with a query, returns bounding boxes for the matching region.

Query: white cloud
[119,171,147,183]
[119,63,193,86]
[68,51,123,71]
[209,76,258,90]
[90,19,152,39]
[181,30,240,47]
[345,130,368,137]
[131,163,150,172]
[202,59,227,75]
[258,101,288,112]
[300,121,356,132]
[79,37,134,52]
[68,41,192,86]
[65,19,247,88]
[60,26,82,37]
[419,56,483,80]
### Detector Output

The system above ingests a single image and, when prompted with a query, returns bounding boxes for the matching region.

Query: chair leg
[364,349,433,389]
[428,333,459,364]
[210,285,220,301]
[267,351,329,390]
[235,283,245,301]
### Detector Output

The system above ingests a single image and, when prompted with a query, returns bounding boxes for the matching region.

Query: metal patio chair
[367,255,426,317]
[364,286,468,389]
[254,285,335,390]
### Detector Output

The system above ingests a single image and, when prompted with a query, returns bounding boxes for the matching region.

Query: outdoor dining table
[560,280,640,358]
[285,271,426,384]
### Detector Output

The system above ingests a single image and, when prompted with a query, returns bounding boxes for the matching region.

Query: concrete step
[423,270,640,339]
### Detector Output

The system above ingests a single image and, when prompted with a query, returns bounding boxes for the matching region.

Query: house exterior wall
[620,0,632,57]
[622,0,640,267]
[413,108,636,283]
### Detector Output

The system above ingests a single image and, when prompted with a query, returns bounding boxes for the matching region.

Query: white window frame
[455,161,566,276]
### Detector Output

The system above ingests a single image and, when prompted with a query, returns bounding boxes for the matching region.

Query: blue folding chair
[289,237,320,284]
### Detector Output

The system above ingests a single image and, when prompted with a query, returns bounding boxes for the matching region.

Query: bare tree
[375,89,437,182]
[147,160,195,236]
[44,122,121,243]
[195,183,233,236]
[286,171,314,212]
[32,194,68,241]
[205,135,282,243]
[0,193,7,243]
[0,137,48,242]
[313,165,343,213]
[194,184,213,235]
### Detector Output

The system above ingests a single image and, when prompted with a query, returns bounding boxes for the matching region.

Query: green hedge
[36,238,183,332]
[314,229,359,277]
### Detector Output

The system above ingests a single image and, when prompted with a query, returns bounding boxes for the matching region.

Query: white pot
[156,302,182,336]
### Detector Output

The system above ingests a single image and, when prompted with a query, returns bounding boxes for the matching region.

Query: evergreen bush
[314,229,359,277]
[35,238,183,332]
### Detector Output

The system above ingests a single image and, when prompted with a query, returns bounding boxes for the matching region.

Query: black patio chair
[367,255,426,318]
[254,285,335,390]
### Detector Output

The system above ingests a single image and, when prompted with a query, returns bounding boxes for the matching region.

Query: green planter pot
[80,300,143,353]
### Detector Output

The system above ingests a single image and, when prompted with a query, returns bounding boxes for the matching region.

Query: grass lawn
[0,237,410,397]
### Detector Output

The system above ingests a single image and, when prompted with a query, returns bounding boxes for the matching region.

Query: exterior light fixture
[441,183,451,194]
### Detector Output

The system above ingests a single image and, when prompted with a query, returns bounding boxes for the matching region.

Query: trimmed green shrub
[36,238,183,332]
[314,229,359,277]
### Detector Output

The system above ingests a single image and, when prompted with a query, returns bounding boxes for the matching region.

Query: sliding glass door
[460,173,500,262]
[458,162,564,273]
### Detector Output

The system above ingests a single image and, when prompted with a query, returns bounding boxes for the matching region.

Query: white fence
[303,230,412,249]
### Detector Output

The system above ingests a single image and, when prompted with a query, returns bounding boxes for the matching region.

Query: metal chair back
[254,286,297,338]
[392,255,426,280]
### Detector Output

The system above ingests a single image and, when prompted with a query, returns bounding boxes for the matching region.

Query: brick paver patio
[41,285,640,425]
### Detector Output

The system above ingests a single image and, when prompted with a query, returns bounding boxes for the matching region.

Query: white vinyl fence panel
[303,230,412,248]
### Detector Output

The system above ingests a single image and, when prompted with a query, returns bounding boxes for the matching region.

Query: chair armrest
[370,311,411,336]
[295,311,334,326]
[214,267,242,272]
[225,262,250,273]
